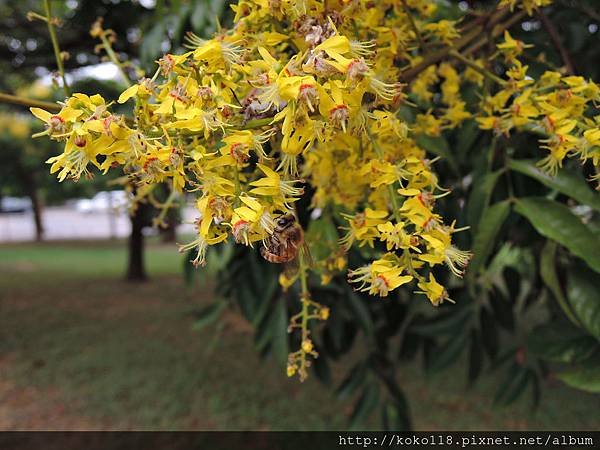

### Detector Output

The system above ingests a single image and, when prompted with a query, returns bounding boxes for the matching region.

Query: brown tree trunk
[29,188,44,242]
[15,162,44,241]
[160,222,177,242]
[159,207,178,243]
[126,202,148,282]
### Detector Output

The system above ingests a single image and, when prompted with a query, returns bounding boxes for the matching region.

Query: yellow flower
[377,221,418,252]
[417,273,450,306]
[349,255,413,297]
[497,31,533,63]
[249,163,304,208]
[340,208,388,250]
[193,38,244,69]
[400,195,438,230]
[301,339,314,354]
[419,227,472,277]
[222,129,273,163]
[230,195,275,245]
[424,20,459,44]
[360,159,398,188]
[30,106,82,137]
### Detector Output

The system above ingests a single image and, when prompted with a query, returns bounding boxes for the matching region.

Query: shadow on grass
[1,241,598,430]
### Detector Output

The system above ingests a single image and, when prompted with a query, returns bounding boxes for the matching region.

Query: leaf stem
[98,30,131,86]
[233,166,241,207]
[367,128,403,223]
[153,186,178,227]
[43,0,70,96]
[449,49,507,86]
[298,249,310,381]
[400,0,425,48]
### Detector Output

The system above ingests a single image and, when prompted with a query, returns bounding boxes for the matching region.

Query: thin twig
[43,0,70,96]
[401,7,513,82]
[449,50,507,86]
[0,92,61,112]
[99,30,131,86]
[568,0,600,23]
[537,9,575,75]
[400,0,426,48]
[462,9,528,57]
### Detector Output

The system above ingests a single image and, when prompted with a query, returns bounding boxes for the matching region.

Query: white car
[0,196,32,213]
[75,190,129,213]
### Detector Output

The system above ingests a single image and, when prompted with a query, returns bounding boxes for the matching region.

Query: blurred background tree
[1,0,231,279]
[0,0,598,430]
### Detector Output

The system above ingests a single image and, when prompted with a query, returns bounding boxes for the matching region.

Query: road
[0,206,197,242]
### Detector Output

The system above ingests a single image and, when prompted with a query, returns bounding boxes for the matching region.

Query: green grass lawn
[1,240,598,430]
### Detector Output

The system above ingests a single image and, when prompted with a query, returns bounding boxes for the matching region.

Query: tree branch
[400,6,514,83]
[0,92,61,112]
[537,8,575,75]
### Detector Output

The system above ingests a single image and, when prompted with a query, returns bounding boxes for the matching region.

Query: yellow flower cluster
[33,0,595,380]
[477,32,600,177]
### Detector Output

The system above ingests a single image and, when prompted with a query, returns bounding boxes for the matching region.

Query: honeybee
[261,214,311,268]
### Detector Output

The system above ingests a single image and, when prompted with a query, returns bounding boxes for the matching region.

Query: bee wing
[282,243,312,279]
[300,242,314,269]
[283,258,300,279]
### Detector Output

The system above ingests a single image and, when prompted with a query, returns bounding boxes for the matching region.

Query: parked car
[0,196,32,213]
[74,190,129,213]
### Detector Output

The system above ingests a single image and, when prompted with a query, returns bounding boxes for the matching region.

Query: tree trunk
[29,188,44,242]
[126,203,148,282]
[15,162,44,241]
[160,221,177,242]
[159,207,178,243]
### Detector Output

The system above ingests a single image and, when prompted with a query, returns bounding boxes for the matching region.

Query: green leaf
[410,304,473,337]
[182,248,196,286]
[313,354,332,385]
[467,169,504,235]
[508,159,600,212]
[306,215,340,261]
[456,119,480,162]
[468,200,511,278]
[557,359,600,393]
[253,301,274,352]
[540,241,580,326]
[414,134,458,174]
[192,302,227,331]
[140,22,166,68]
[336,362,368,400]
[527,323,598,363]
[480,307,500,359]
[494,363,530,406]
[382,398,411,431]
[349,383,380,429]
[396,105,416,123]
[237,281,259,322]
[344,287,374,337]
[514,197,600,273]
[191,1,207,31]
[468,330,484,384]
[250,274,278,328]
[172,4,192,41]
[426,330,469,373]
[269,297,289,368]
[567,267,600,340]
